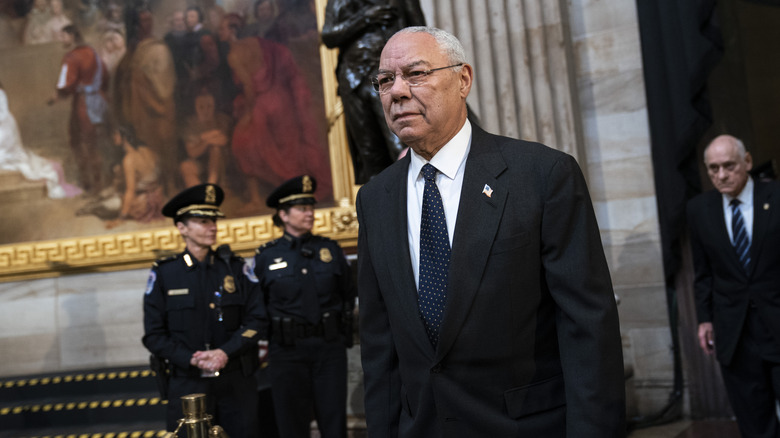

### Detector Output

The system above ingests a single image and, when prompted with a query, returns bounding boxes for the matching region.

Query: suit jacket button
[431,364,443,374]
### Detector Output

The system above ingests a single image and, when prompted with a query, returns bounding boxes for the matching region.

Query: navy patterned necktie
[730,199,751,272]
[418,164,450,347]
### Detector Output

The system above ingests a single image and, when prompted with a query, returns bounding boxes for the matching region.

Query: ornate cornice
[0,202,358,281]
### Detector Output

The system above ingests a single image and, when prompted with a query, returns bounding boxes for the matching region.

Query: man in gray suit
[356,26,626,438]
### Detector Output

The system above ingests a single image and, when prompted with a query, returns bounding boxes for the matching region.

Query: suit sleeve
[686,201,714,324]
[337,244,356,312]
[540,154,626,437]
[357,189,401,438]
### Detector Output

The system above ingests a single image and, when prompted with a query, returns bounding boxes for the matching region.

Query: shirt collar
[409,119,472,181]
[282,231,312,248]
[722,176,754,208]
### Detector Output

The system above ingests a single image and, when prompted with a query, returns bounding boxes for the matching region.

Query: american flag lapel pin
[482,184,493,198]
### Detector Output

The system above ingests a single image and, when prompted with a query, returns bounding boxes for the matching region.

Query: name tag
[269,261,288,271]
[168,288,189,296]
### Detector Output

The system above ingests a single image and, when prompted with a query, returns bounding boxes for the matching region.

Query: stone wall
[0,266,367,419]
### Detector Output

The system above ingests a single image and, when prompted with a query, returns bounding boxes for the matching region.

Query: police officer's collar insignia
[319,248,332,263]
[205,185,217,203]
[183,253,194,267]
[223,275,236,293]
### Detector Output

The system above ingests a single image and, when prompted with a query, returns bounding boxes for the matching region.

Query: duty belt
[295,322,324,338]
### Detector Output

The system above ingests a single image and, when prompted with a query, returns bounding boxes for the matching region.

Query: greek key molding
[0,204,358,281]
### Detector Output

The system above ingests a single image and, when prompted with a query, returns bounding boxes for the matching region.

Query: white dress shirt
[407,120,472,288]
[722,176,754,244]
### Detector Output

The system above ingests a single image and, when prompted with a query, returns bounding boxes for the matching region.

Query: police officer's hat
[162,183,225,221]
[266,175,317,209]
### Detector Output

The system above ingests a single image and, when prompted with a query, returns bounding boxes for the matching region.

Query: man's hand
[698,322,715,354]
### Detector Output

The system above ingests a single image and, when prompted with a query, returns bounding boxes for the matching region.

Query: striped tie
[730,199,751,272]
[418,164,450,347]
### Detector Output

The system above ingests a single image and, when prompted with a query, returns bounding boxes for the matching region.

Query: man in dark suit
[688,134,780,438]
[356,26,625,438]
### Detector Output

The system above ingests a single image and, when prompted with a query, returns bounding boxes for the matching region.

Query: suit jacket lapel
[436,127,507,361]
[705,191,741,269]
[750,181,774,276]
[382,155,435,356]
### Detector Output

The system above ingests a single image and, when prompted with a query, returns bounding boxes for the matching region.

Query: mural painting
[0,0,335,248]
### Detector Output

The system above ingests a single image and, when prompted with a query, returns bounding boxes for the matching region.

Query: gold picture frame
[0,0,357,282]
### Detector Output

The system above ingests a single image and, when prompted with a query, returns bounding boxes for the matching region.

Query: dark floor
[629,420,741,438]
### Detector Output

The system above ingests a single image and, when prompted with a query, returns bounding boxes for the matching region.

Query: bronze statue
[321,0,425,183]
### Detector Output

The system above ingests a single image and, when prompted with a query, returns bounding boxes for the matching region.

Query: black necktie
[730,199,751,272]
[418,164,450,347]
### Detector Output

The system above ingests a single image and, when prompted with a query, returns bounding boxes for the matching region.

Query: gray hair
[703,135,747,162]
[394,26,468,66]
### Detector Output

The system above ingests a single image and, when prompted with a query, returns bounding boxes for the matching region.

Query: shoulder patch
[144,270,157,295]
[243,258,259,283]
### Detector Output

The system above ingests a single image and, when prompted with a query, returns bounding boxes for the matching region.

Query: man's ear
[459,63,474,98]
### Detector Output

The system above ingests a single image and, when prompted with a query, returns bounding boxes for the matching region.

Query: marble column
[421,0,583,161]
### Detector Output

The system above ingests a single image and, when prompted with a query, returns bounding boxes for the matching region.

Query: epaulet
[255,239,279,255]
[152,254,178,268]
[310,235,335,244]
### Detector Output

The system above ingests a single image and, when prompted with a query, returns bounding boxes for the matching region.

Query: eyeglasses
[371,63,463,94]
